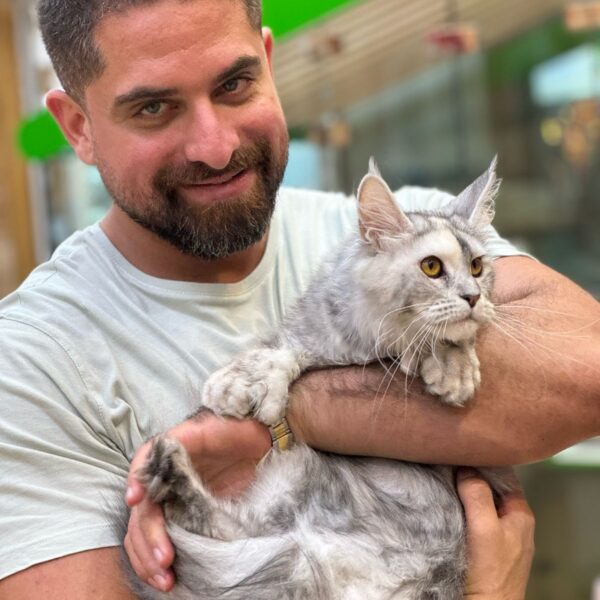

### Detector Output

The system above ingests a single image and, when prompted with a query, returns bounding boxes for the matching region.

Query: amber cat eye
[421,256,444,278]
[471,257,483,277]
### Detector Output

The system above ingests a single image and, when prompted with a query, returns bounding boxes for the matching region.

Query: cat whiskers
[368,310,432,414]
[382,315,436,402]
[372,303,432,377]
[429,319,449,370]
[491,309,600,377]
[495,304,600,338]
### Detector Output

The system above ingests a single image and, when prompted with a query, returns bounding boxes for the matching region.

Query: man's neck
[100,205,269,284]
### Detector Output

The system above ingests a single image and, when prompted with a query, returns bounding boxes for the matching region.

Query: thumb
[127,440,153,507]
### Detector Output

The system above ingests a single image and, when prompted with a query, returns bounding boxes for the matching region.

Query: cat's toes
[202,366,254,418]
[251,367,296,425]
[421,355,456,399]
[201,348,301,426]
[421,350,478,407]
[139,436,192,504]
[439,387,470,407]
[421,355,443,387]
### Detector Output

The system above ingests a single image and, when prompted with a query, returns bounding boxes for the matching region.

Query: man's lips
[185,168,246,187]
[178,168,255,202]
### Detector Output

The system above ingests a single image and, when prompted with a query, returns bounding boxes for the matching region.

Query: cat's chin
[443,319,479,343]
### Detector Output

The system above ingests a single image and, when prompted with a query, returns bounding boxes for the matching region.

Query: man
[0,0,595,597]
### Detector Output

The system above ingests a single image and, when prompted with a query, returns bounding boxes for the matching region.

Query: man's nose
[183,103,241,169]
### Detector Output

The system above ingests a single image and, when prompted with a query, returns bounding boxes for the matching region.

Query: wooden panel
[0,4,34,295]
[273,0,571,126]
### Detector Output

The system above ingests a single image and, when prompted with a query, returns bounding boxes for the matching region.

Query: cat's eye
[471,257,483,278]
[421,256,444,278]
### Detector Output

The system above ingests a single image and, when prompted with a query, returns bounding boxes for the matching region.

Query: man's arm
[125,256,599,590]
[0,548,136,600]
[0,322,138,596]
[288,256,600,465]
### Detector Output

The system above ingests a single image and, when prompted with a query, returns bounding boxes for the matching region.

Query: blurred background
[1,0,599,597]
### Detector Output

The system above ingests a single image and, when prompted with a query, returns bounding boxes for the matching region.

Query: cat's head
[355,158,499,343]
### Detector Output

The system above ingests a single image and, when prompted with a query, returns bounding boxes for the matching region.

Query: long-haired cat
[127,158,508,599]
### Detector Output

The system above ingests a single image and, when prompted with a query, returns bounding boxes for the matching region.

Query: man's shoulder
[276,186,357,246]
[1,226,104,333]
[394,185,455,212]
[277,186,356,216]
[277,184,455,214]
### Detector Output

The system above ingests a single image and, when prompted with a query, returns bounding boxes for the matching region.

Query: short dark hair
[38,0,262,106]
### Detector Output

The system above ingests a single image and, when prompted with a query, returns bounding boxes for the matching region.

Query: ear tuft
[357,163,413,249]
[368,157,382,178]
[454,155,500,228]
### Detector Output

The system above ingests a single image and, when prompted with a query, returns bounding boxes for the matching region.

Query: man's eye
[222,78,242,93]
[139,102,165,116]
[220,76,253,96]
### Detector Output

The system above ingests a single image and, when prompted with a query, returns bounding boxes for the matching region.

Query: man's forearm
[287,257,600,466]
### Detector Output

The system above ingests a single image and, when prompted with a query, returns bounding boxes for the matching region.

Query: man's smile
[179,168,256,203]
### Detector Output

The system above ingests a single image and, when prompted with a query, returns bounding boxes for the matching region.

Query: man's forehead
[89,0,263,99]
[94,0,257,66]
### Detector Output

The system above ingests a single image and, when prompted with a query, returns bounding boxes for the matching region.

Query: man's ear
[262,27,274,71]
[45,90,95,165]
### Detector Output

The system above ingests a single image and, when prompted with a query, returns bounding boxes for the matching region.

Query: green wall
[263,0,359,38]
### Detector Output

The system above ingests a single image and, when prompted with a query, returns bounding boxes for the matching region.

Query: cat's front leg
[202,347,306,426]
[420,341,481,406]
[139,436,246,540]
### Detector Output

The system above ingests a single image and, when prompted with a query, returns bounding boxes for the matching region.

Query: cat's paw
[139,436,199,504]
[420,344,481,407]
[202,348,301,426]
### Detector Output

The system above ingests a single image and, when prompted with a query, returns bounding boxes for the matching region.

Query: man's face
[84,0,289,259]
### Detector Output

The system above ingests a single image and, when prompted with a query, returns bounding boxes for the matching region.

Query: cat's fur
[128,158,506,599]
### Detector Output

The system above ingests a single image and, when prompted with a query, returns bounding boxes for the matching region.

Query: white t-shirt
[0,186,524,579]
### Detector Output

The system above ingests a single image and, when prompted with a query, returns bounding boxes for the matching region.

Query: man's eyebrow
[112,56,262,110]
[215,55,262,84]
[113,87,178,110]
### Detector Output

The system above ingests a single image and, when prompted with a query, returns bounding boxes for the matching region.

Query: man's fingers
[126,506,162,577]
[456,468,498,533]
[138,498,175,567]
[498,489,536,527]
[126,527,175,592]
[124,531,150,582]
[126,502,176,591]
[125,440,176,591]
[126,441,152,506]
[497,485,528,511]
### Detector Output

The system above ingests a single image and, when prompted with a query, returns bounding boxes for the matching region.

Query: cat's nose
[461,294,480,308]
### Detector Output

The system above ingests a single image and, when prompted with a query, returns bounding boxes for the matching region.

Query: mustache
[153,146,266,190]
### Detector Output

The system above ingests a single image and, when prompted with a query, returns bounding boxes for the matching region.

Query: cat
[127,157,507,599]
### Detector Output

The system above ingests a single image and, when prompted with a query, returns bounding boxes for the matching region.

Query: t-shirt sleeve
[394,185,532,259]
[0,317,130,580]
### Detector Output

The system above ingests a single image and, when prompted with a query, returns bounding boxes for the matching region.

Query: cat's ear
[454,156,500,228]
[357,158,414,250]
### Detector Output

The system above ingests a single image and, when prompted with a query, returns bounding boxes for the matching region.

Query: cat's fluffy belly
[136,440,465,600]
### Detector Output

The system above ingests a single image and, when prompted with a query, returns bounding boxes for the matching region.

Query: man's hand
[124,413,271,592]
[458,468,535,600]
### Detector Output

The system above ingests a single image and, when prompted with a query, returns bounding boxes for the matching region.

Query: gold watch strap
[268,416,295,451]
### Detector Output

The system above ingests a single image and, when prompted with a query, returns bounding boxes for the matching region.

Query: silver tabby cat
[128,157,504,599]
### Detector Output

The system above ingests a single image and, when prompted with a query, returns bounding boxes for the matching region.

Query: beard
[96,136,288,260]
